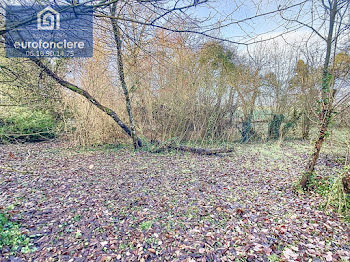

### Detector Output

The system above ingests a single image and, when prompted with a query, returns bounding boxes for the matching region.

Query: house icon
[37,6,60,30]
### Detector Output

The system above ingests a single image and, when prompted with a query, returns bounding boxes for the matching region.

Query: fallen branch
[0,165,34,174]
[151,141,236,156]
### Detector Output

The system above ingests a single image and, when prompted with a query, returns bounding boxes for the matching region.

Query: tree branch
[29,57,134,138]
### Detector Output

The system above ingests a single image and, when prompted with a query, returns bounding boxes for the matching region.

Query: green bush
[0,108,59,143]
[0,212,35,254]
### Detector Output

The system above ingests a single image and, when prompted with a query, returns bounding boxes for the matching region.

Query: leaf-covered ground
[0,141,349,261]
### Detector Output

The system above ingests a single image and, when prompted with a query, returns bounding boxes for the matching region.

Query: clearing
[0,141,349,261]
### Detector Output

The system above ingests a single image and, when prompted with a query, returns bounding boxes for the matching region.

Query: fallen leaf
[325,251,333,261]
[283,248,298,259]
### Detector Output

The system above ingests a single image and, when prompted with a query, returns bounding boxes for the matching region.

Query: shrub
[0,108,59,143]
[325,166,350,217]
[307,168,350,219]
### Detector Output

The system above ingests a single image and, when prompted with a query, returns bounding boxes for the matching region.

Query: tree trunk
[268,114,284,140]
[110,3,142,149]
[300,108,333,188]
[227,87,236,126]
[241,113,254,142]
[302,111,310,139]
[300,0,338,189]
[343,171,350,194]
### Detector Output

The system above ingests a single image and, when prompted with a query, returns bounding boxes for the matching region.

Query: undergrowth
[324,167,350,220]
[308,169,350,221]
[0,108,60,143]
[0,210,35,255]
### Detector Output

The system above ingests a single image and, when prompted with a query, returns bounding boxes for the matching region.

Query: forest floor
[0,141,349,261]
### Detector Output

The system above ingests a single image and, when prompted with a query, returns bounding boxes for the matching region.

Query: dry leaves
[0,141,349,261]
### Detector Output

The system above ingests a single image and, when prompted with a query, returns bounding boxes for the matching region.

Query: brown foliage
[64,38,129,146]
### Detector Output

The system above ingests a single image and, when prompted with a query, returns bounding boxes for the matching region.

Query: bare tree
[110,2,142,148]
[0,0,332,150]
[294,0,350,189]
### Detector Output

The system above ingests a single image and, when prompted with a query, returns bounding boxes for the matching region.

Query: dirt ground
[0,141,349,261]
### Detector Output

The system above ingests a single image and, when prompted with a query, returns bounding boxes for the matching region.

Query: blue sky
[189,1,288,40]
[183,0,324,47]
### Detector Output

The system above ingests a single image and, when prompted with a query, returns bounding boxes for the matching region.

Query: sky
[193,0,283,38]
[183,0,330,52]
[2,0,348,56]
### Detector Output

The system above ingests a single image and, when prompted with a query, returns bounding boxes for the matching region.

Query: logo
[5,5,93,57]
[37,6,60,30]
